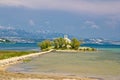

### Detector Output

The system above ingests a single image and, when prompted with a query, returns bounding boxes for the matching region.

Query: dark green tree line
[38,37,82,50]
[70,38,80,50]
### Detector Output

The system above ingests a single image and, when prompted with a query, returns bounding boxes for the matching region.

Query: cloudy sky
[0,0,120,40]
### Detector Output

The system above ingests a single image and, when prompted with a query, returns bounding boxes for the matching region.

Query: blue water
[0,43,40,51]
[0,43,120,51]
[3,43,119,80]
[81,43,120,48]
[6,44,120,80]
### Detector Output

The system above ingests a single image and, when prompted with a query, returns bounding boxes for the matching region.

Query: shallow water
[7,48,120,80]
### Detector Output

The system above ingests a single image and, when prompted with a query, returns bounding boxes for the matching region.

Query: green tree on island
[38,40,51,50]
[70,38,81,50]
[53,38,68,49]
[38,37,82,51]
[53,38,59,49]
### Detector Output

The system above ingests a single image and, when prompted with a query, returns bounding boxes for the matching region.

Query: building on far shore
[64,35,71,43]
[64,35,71,48]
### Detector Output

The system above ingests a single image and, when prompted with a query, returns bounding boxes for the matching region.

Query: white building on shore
[64,35,71,43]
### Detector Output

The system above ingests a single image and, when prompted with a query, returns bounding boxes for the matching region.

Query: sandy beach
[0,50,101,80]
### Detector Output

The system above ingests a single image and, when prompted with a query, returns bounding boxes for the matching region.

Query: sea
[0,43,40,51]
[0,42,120,51]
[1,43,120,80]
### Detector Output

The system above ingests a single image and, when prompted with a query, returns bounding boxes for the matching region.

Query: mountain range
[0,27,65,39]
[0,27,120,45]
[83,38,120,45]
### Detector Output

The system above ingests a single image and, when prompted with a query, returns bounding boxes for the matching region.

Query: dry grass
[0,51,37,60]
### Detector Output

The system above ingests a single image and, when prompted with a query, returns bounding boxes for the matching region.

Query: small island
[38,35,96,52]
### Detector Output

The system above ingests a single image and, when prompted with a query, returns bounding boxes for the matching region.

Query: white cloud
[0,0,120,15]
[91,24,99,29]
[85,20,99,29]
[29,19,35,26]
[85,21,95,24]
[0,25,15,30]
[0,25,4,29]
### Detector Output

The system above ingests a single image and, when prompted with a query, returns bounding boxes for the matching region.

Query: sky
[0,0,120,40]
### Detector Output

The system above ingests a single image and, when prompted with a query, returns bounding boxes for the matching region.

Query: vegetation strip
[0,51,37,60]
[0,50,53,67]
[38,37,96,51]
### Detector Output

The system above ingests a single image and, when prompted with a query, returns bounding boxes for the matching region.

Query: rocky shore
[0,50,53,67]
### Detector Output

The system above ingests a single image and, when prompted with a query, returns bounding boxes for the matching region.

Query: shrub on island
[38,37,96,51]
[38,37,82,51]
[38,40,52,51]
[70,38,81,50]
[78,47,96,51]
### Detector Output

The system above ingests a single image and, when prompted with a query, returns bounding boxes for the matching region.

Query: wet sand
[0,66,100,80]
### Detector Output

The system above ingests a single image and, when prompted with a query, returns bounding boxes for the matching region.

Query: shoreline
[55,49,97,53]
[0,49,101,80]
[0,49,53,67]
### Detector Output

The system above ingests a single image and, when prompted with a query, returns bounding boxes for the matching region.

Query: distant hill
[0,27,72,43]
[0,38,11,43]
[0,28,65,39]
[83,38,120,45]
[0,27,119,44]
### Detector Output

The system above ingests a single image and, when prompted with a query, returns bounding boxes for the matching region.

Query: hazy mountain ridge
[0,27,65,39]
[0,38,11,43]
[0,28,120,44]
[83,38,120,45]
[0,27,66,43]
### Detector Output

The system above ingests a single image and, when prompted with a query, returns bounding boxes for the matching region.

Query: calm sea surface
[1,43,120,80]
[0,43,120,51]
[0,43,39,51]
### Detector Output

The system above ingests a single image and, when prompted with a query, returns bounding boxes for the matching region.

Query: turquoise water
[0,43,39,51]
[7,48,120,80]
[1,43,120,79]
[0,43,120,51]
